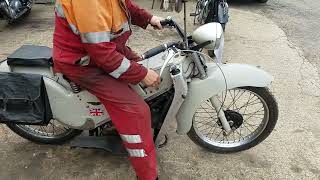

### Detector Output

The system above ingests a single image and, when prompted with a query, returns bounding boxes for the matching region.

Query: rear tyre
[7,119,82,144]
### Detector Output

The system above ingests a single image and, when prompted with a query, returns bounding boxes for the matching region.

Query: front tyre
[188,87,278,153]
[7,119,82,144]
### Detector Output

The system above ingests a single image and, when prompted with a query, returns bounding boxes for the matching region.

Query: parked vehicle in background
[0,0,32,23]
[191,0,229,30]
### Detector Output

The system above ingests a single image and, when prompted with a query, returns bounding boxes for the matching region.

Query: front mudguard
[176,63,273,134]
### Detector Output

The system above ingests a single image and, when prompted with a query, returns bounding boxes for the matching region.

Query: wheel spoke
[207,124,219,139]
[214,129,223,141]
[241,123,254,134]
[244,122,261,128]
[226,90,246,110]
[17,119,72,138]
[244,107,264,122]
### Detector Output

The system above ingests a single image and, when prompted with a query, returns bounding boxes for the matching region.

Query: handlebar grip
[142,42,177,59]
[142,45,167,60]
[160,18,173,27]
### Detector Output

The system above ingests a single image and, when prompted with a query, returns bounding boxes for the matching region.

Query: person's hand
[150,16,164,30]
[142,69,161,87]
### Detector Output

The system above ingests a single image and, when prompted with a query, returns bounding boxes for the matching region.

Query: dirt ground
[0,0,320,180]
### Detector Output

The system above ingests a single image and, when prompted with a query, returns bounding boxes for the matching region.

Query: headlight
[192,22,223,50]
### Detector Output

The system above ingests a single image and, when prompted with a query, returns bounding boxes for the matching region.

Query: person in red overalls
[53,0,163,179]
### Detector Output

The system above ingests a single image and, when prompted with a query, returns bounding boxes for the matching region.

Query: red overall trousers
[54,61,157,180]
[53,0,158,179]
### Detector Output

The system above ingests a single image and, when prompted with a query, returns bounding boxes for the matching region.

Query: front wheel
[188,87,278,153]
[7,119,82,144]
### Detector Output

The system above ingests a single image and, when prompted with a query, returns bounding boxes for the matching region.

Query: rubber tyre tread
[187,87,278,153]
[6,123,82,144]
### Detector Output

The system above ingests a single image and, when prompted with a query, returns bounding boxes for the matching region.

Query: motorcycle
[0,0,32,23]
[191,0,229,30]
[0,0,278,154]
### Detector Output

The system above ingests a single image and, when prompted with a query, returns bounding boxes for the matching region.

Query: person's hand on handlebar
[142,69,161,87]
[150,16,164,30]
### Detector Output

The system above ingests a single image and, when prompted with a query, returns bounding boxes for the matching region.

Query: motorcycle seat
[7,45,53,68]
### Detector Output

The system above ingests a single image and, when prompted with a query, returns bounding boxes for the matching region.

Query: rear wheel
[7,119,82,144]
[188,87,278,153]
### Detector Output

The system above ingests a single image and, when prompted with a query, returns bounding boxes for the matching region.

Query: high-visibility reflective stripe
[69,24,79,35]
[120,134,142,143]
[72,21,130,43]
[110,22,130,40]
[109,57,131,78]
[126,149,147,157]
[80,32,111,43]
[77,55,90,66]
[55,4,65,18]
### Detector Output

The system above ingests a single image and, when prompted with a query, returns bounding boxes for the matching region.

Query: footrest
[69,136,127,155]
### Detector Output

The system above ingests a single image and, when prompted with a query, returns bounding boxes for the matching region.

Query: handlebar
[141,42,178,59]
[159,17,186,41]
[141,17,189,59]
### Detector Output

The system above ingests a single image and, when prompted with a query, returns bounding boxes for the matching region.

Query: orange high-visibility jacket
[53,0,153,84]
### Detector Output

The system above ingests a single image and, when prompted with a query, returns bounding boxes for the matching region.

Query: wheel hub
[222,110,244,129]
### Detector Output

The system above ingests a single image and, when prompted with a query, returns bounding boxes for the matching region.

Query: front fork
[192,52,232,134]
[210,96,232,134]
[155,63,188,147]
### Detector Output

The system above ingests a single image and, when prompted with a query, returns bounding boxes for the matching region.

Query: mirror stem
[183,0,189,49]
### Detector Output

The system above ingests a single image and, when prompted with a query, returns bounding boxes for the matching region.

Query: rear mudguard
[43,77,109,129]
[176,63,273,134]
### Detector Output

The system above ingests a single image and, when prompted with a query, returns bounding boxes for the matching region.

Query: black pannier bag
[0,72,52,125]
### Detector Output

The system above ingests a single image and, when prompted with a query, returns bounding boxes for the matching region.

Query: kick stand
[69,135,127,155]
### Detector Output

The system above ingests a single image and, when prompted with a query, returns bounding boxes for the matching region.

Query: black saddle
[7,45,53,67]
